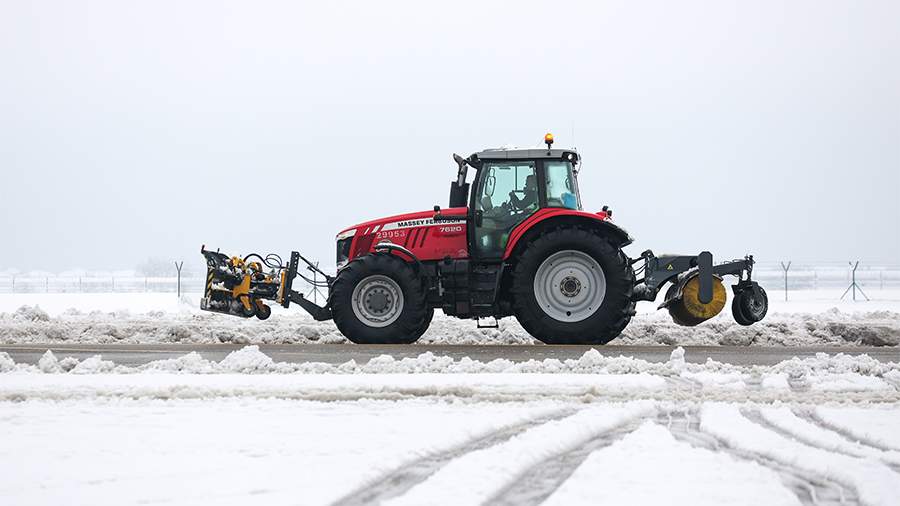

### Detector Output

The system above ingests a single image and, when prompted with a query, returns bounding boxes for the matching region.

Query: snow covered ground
[2,291,900,504]
[2,346,900,505]
[1,289,899,346]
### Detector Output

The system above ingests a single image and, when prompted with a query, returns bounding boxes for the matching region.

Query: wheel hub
[351,275,404,328]
[534,250,606,323]
[560,276,582,298]
[366,291,390,313]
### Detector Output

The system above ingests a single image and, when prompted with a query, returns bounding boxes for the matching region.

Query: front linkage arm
[277,251,333,321]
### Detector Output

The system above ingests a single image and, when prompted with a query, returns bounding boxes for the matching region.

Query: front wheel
[331,254,430,344]
[511,227,635,344]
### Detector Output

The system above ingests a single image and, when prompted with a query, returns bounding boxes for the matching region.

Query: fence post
[174,261,184,298]
[45,277,49,293]
[841,261,870,301]
[780,261,791,301]
[11,276,14,294]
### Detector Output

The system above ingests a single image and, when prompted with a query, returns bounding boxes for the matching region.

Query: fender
[503,208,633,260]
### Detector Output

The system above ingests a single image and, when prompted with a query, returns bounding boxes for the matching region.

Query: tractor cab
[451,134,582,258]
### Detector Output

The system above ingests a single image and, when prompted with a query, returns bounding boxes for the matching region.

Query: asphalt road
[1,344,898,367]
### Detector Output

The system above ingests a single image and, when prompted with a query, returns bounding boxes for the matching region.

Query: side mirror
[448,182,469,208]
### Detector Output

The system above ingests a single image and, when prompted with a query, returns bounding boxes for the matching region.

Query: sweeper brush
[200,134,768,344]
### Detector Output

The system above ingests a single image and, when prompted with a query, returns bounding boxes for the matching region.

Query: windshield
[544,161,581,210]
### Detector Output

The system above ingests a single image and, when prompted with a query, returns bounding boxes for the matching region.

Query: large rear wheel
[331,254,430,344]
[511,227,635,344]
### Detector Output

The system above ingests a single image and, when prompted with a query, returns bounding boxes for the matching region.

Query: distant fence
[0,263,897,294]
[752,262,900,291]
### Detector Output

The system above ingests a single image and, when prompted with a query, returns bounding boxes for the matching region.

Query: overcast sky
[1,0,898,273]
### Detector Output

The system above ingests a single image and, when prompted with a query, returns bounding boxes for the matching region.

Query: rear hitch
[632,250,767,326]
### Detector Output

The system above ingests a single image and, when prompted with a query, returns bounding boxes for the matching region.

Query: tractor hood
[335,207,469,268]
[335,207,468,241]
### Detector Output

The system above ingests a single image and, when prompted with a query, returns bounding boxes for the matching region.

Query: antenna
[571,121,576,150]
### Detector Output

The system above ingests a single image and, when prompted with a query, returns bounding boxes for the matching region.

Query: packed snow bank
[1,290,899,346]
[1,347,898,403]
[3,345,900,378]
[2,304,900,346]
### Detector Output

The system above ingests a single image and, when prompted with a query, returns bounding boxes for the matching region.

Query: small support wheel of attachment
[255,303,272,320]
[732,284,768,326]
[235,297,257,318]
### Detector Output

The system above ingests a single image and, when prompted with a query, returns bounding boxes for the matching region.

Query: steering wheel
[508,190,522,211]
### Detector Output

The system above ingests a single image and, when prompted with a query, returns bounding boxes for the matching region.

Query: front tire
[511,227,635,344]
[331,254,429,344]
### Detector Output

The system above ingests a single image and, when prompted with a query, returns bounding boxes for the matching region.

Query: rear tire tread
[510,227,635,345]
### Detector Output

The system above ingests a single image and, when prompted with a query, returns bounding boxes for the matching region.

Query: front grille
[336,237,352,266]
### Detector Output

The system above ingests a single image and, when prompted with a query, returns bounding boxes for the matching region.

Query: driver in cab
[509,174,538,212]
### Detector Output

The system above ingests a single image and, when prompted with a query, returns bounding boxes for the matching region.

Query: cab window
[544,161,581,210]
[473,161,537,257]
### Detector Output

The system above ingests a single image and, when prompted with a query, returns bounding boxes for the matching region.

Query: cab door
[470,160,539,259]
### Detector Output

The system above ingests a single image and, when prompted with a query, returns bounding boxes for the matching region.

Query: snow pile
[218,345,277,372]
[2,346,899,385]
[2,305,900,346]
[0,346,694,375]
[11,305,50,322]
[0,352,14,373]
[617,308,900,346]
[3,346,898,403]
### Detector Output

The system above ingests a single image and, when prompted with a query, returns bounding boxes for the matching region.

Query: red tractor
[201,134,768,344]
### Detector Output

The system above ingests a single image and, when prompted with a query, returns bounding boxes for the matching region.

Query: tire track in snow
[331,407,578,506]
[486,419,646,506]
[750,408,900,475]
[743,408,863,460]
[663,409,859,506]
[793,408,900,456]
